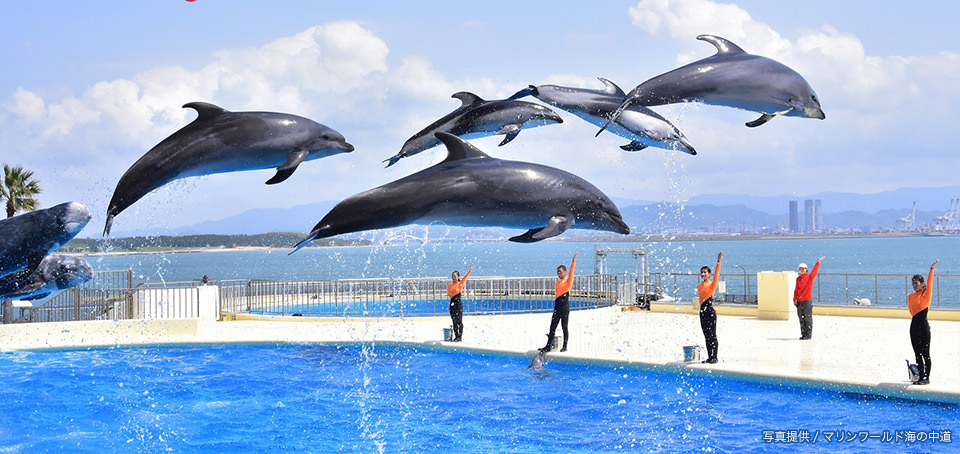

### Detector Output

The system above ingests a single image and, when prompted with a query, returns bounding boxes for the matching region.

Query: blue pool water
[0,344,955,452]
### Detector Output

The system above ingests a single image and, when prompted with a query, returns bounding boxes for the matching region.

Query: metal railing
[220,274,616,317]
[814,273,957,307]
[5,271,203,323]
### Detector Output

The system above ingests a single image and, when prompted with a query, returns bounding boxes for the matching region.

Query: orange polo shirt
[907,266,935,316]
[697,257,722,306]
[555,256,577,299]
[447,268,473,298]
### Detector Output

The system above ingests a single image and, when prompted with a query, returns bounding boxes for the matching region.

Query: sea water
[80,236,959,307]
[0,343,955,452]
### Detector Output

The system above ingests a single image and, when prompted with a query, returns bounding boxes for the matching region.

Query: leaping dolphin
[598,34,825,134]
[511,78,696,154]
[0,254,94,301]
[384,92,563,167]
[295,132,629,251]
[103,102,355,235]
[0,202,91,279]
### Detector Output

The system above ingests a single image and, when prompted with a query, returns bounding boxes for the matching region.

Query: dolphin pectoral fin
[499,130,520,146]
[266,150,310,184]
[745,113,776,128]
[28,251,46,272]
[620,141,649,152]
[509,216,572,243]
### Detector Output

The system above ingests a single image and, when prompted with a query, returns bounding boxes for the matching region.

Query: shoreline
[66,231,957,256]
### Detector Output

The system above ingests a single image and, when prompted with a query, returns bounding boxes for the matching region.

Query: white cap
[798,263,808,269]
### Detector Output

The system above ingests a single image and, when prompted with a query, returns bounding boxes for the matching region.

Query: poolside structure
[1,270,957,405]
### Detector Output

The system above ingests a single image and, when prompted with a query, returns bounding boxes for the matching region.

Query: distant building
[804,199,823,233]
[789,201,799,233]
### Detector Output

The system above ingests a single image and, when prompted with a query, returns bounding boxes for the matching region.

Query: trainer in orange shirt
[696,251,722,363]
[540,253,577,352]
[446,267,473,342]
[907,259,937,385]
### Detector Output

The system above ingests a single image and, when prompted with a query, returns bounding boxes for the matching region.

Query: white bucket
[906,360,920,382]
[443,328,454,341]
[683,345,702,362]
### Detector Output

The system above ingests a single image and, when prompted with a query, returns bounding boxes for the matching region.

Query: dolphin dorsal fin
[697,34,746,55]
[183,102,229,122]
[597,77,625,96]
[451,92,485,108]
[435,132,491,163]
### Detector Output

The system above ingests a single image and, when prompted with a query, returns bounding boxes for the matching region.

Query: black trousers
[545,293,570,349]
[796,300,813,339]
[449,294,463,341]
[700,299,718,360]
[910,308,931,381]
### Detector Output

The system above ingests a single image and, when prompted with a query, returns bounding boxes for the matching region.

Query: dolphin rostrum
[511,78,696,154]
[527,350,548,370]
[295,132,629,251]
[384,92,563,167]
[103,102,355,235]
[0,201,91,279]
[598,34,825,134]
[0,254,94,301]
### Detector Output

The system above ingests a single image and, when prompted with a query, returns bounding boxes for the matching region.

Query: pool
[0,344,955,452]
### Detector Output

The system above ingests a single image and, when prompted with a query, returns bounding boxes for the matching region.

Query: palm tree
[2,164,43,218]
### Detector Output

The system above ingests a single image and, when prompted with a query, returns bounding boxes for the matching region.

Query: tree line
[64,233,369,252]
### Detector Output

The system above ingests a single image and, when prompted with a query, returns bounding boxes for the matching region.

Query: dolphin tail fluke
[745,113,776,128]
[597,99,631,137]
[383,154,402,168]
[508,86,537,100]
[103,215,114,236]
[290,231,320,255]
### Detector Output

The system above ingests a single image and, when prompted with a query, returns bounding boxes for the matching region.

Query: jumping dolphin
[384,92,563,167]
[511,78,696,154]
[0,254,94,301]
[0,202,91,279]
[295,132,629,251]
[598,34,825,134]
[103,102,355,235]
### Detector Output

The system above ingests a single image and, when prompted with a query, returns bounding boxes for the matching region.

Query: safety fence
[624,272,958,308]
[4,271,203,323]
[219,274,617,317]
[5,270,957,324]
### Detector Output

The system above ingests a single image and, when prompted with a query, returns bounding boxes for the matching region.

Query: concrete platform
[1,307,957,404]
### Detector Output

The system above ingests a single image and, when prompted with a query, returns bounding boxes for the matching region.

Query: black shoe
[702,358,718,364]
[800,336,810,340]
[538,346,549,353]
[917,379,930,385]
[560,347,567,352]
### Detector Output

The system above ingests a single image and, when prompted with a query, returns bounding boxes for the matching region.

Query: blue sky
[1,0,958,235]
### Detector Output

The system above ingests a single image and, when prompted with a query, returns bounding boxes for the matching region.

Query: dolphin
[294,132,629,251]
[103,102,355,235]
[0,202,91,279]
[527,350,547,370]
[598,34,825,134]
[384,92,563,167]
[511,78,696,154]
[0,254,94,301]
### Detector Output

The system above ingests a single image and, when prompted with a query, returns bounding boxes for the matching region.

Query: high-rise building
[789,201,799,233]
[804,199,823,233]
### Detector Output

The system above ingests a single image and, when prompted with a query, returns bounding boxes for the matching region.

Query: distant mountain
[103,186,958,236]
[687,185,960,215]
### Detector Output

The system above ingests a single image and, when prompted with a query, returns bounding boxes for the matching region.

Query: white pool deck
[1,307,958,404]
